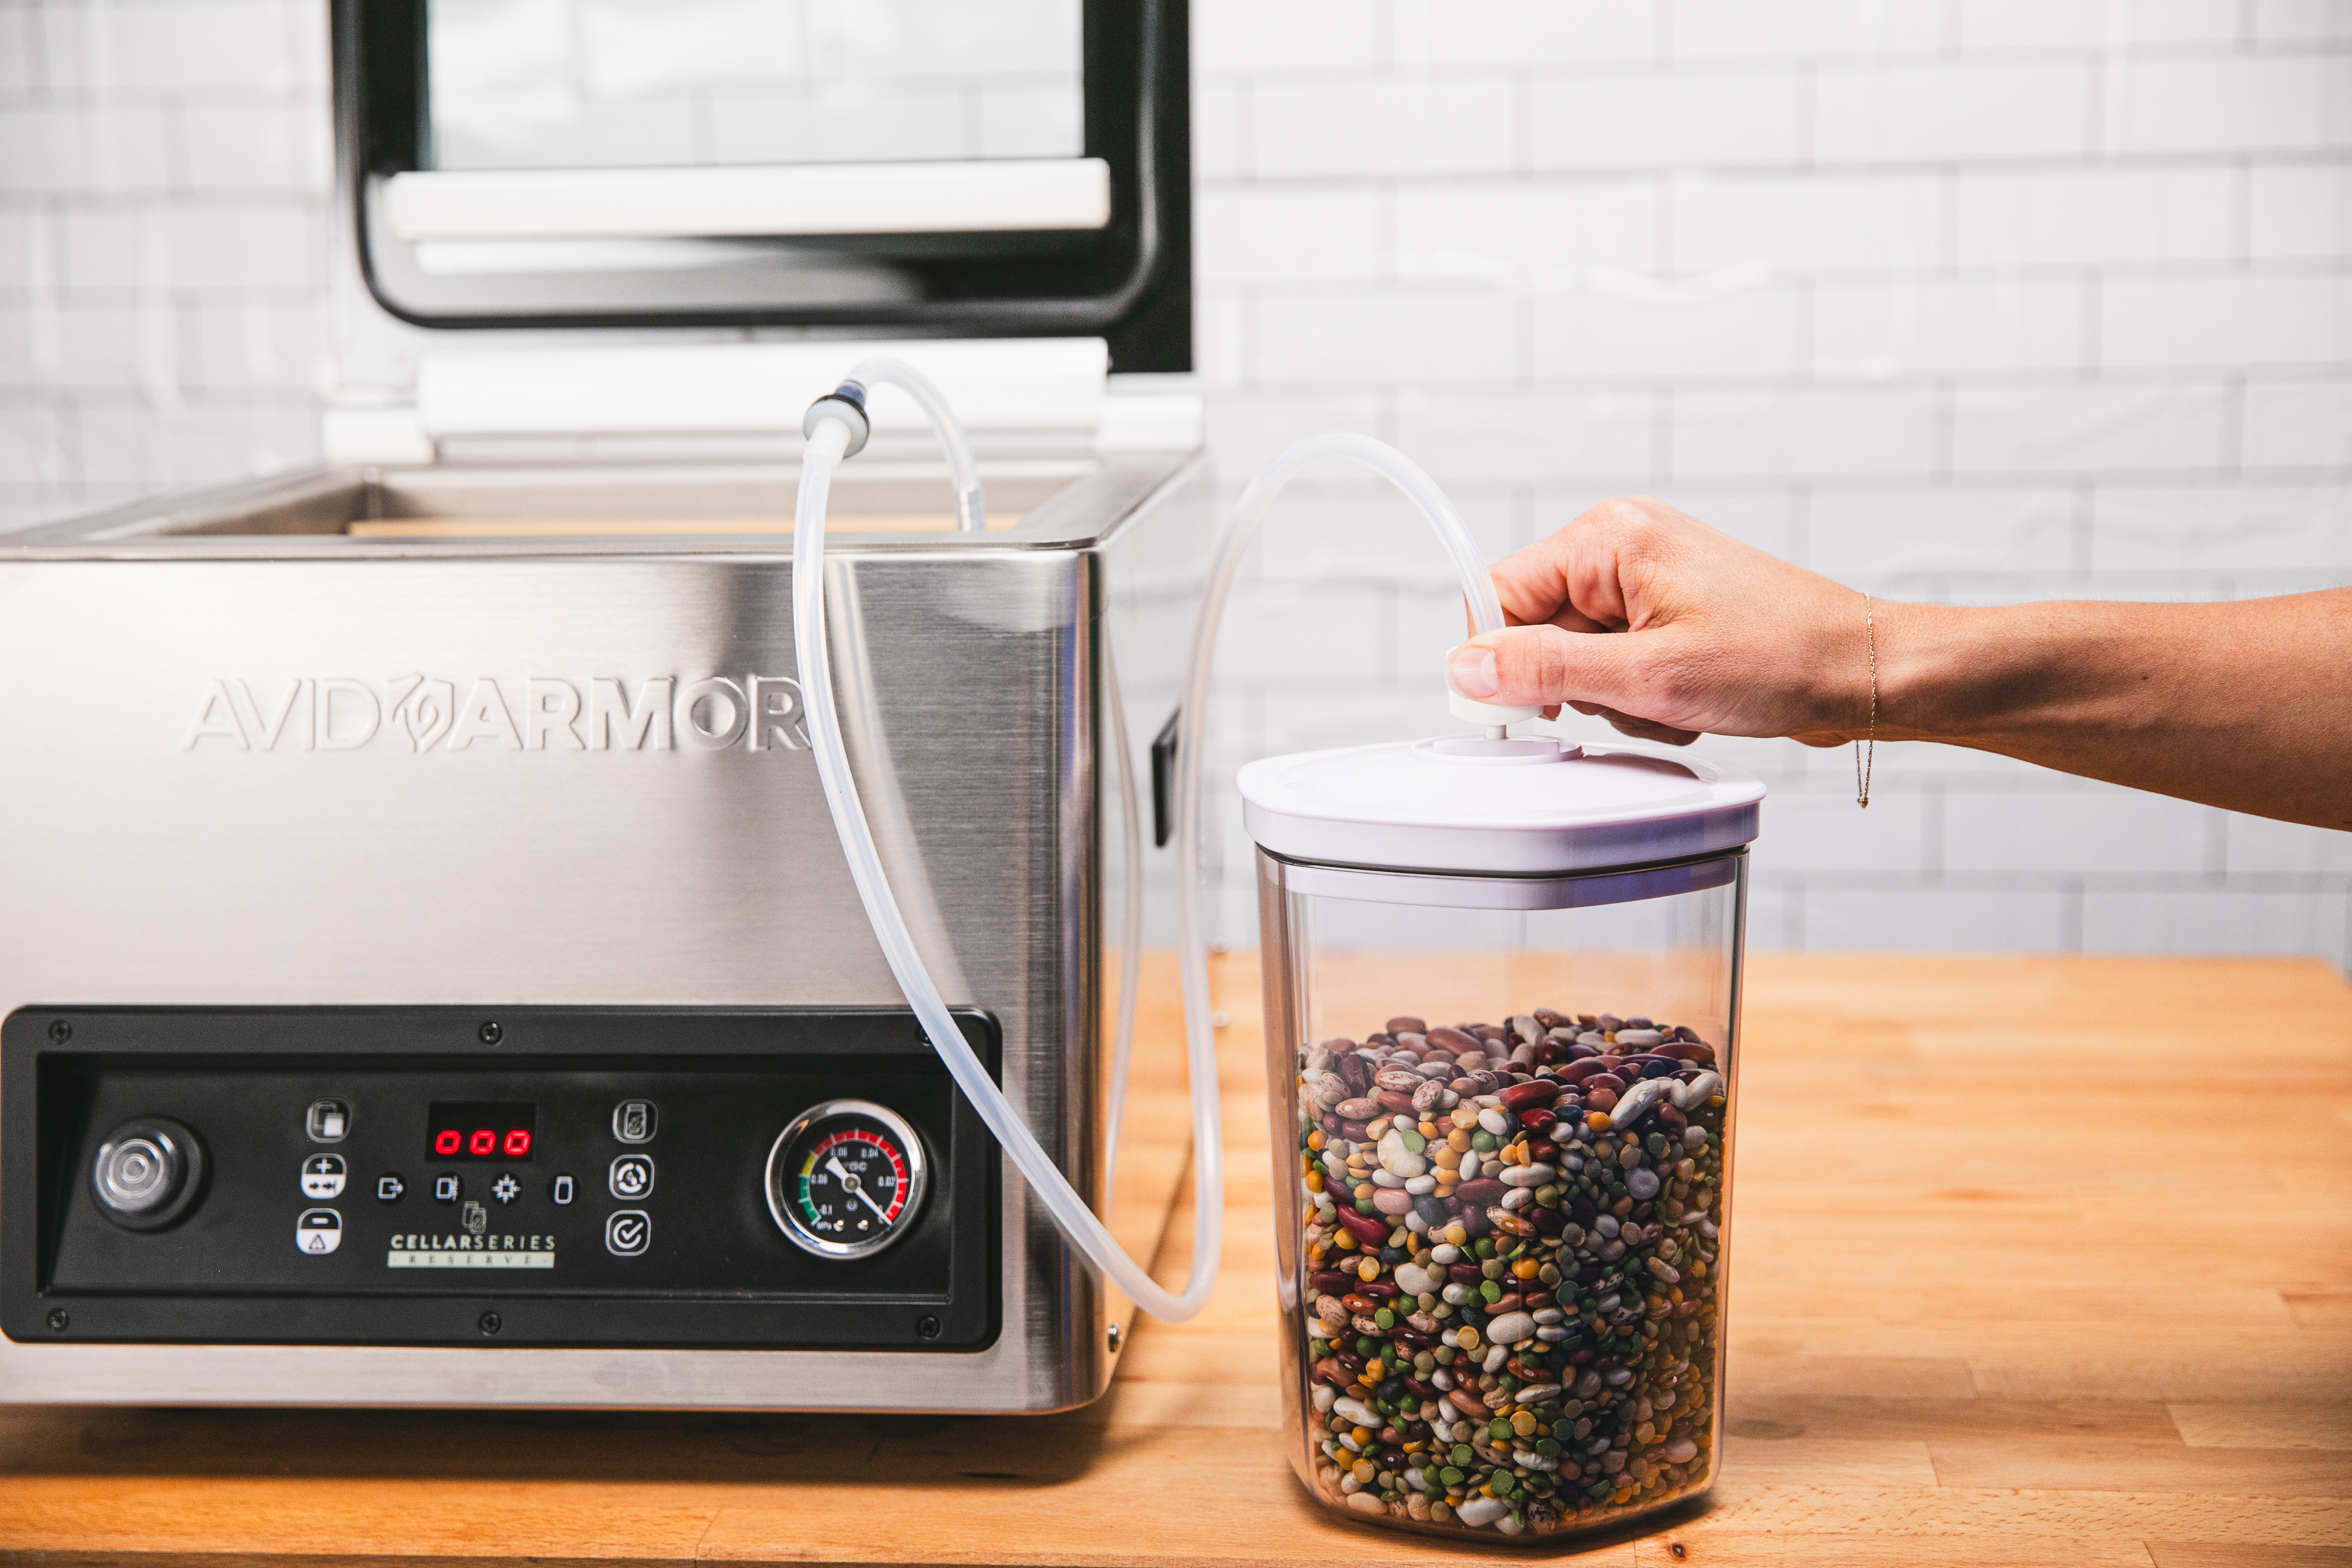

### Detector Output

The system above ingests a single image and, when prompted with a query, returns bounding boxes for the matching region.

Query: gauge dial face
[765,1099,928,1260]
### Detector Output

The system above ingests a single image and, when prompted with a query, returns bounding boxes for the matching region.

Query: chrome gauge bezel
[764,1098,929,1260]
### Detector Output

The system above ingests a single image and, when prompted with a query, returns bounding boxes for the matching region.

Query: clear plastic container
[1240,734,1762,1541]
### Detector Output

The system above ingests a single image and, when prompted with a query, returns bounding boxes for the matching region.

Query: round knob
[97,1136,171,1211]
[89,1117,205,1231]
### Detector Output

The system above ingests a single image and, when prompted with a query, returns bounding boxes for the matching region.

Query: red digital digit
[504,1128,531,1156]
[434,1129,460,1155]
[469,1128,496,1155]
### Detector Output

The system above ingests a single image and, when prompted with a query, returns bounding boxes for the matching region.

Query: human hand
[1446,497,1868,748]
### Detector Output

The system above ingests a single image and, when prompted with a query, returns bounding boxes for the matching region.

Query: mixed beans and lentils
[1290,1007,1728,1538]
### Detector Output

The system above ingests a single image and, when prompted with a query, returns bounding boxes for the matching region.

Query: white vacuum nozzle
[1448,689,1543,731]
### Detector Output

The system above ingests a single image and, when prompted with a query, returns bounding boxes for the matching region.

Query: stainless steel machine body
[0,443,1209,1411]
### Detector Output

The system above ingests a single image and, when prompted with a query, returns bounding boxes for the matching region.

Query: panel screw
[45,1309,68,1333]
[915,1316,941,1340]
[47,1020,71,1044]
[1107,1322,1122,1353]
[479,1311,502,1336]
[477,1021,502,1045]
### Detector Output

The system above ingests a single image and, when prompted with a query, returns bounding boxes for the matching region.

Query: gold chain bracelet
[1855,591,1876,810]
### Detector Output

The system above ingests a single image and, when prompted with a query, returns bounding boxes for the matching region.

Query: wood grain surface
[2,953,2347,1567]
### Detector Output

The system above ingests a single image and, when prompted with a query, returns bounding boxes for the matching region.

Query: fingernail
[1447,645,1498,699]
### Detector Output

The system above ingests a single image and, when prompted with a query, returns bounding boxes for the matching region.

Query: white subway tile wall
[0,0,2347,964]
[1193,0,2351,967]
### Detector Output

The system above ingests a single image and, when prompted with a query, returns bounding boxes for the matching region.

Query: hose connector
[803,380,872,458]
[1448,690,1542,732]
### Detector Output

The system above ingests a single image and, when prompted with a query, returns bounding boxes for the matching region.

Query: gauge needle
[828,1155,893,1223]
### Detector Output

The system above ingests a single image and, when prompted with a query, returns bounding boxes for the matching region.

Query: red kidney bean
[1334,1207,1390,1245]
[1358,1279,1400,1300]
[1386,1015,1427,1034]
[1310,1270,1353,1293]
[1454,1179,1506,1204]
[1499,1079,1561,1111]
[1583,1073,1628,1094]
[1557,1058,1610,1084]
[1376,1090,1417,1114]
[1587,1085,1621,1112]
[1425,1025,1478,1053]
[1519,1107,1559,1134]
[1447,1263,1484,1286]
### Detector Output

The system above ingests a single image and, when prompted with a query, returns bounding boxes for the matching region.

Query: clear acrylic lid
[1237,734,1765,877]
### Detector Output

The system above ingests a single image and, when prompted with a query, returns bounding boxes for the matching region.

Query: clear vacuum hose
[796,360,1217,1321]
[798,375,1499,1323]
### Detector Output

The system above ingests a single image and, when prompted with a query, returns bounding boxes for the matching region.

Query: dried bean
[1288,999,1730,1540]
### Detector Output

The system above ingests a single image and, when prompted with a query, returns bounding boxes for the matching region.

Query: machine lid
[333,0,1189,372]
[1237,734,1766,879]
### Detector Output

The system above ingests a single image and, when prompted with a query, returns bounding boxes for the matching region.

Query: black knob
[90,1117,206,1231]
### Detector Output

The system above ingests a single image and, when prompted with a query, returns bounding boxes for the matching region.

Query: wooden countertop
[4,953,2349,1567]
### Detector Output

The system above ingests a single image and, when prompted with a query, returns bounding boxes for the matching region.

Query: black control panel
[1,1007,999,1350]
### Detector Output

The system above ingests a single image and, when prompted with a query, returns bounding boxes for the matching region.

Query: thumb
[1447,624,1650,713]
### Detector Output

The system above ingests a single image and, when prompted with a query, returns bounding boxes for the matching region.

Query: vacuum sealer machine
[0,0,1204,1412]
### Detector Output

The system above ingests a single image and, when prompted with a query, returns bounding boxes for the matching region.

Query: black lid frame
[332,0,1190,372]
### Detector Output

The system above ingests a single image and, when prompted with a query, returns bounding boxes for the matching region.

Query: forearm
[1876,590,2352,830]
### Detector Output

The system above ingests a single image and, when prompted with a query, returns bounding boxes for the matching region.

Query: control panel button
[300,1153,347,1199]
[605,1210,651,1256]
[433,1174,462,1204]
[613,1099,657,1144]
[376,1174,405,1203]
[490,1173,520,1204]
[609,1155,655,1200]
[306,1099,351,1143]
[296,1208,343,1255]
[551,1174,575,1205]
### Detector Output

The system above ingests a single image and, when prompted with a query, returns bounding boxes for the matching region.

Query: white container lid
[1237,734,1765,877]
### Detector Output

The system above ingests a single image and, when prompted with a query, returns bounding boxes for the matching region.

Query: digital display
[426,1101,536,1162]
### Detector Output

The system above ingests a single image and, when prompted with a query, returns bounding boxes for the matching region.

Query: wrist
[1870,602,2012,745]
[1801,590,1910,745]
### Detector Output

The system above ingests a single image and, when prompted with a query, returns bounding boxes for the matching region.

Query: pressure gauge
[765,1099,929,1260]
